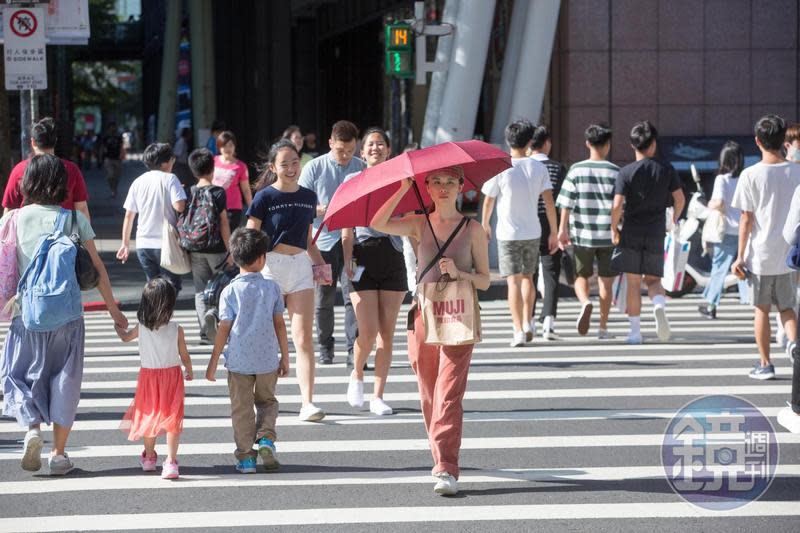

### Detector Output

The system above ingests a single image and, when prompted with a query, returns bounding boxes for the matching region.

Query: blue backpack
[17,209,82,331]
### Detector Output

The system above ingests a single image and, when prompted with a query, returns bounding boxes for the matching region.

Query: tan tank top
[416,217,474,284]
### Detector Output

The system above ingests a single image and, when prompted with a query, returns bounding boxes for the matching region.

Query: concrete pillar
[434,0,496,143]
[508,0,560,127]
[420,0,459,147]
[156,0,181,143]
[489,0,529,146]
[189,1,206,145]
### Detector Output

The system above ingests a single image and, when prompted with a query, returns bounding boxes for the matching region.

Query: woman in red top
[213,131,252,230]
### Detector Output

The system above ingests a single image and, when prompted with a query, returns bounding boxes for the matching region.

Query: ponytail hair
[255,138,299,192]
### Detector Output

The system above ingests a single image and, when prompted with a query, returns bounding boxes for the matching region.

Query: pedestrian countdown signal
[385,22,413,78]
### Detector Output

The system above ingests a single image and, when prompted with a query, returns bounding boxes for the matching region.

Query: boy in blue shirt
[206,228,289,473]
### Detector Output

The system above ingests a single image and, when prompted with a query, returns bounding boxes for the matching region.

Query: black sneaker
[698,305,717,319]
[318,353,334,365]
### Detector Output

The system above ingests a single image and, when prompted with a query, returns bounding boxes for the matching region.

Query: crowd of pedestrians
[1,113,800,497]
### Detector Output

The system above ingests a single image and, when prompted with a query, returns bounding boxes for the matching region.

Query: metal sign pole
[19,88,30,158]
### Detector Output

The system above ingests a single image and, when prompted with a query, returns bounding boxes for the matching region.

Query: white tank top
[138,321,181,369]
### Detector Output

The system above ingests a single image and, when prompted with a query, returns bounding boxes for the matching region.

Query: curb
[83,300,120,312]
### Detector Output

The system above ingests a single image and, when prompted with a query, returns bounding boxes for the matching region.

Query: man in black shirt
[103,122,126,198]
[529,125,567,340]
[610,121,684,345]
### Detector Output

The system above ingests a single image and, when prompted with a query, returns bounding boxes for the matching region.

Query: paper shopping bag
[417,278,481,346]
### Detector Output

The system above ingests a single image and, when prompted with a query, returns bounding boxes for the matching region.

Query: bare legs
[286,289,316,406]
[143,432,180,461]
[351,290,406,399]
[507,274,535,331]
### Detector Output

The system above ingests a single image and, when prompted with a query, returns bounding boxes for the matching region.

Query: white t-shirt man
[481,157,552,241]
[731,162,800,275]
[123,170,187,249]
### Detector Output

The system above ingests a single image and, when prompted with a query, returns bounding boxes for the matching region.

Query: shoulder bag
[159,176,192,275]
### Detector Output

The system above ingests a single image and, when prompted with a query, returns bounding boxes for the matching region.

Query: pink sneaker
[140,451,157,472]
[161,458,179,479]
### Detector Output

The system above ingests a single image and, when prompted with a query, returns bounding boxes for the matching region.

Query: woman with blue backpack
[0,154,128,476]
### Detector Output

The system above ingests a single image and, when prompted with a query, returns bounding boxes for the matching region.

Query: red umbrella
[316,140,511,239]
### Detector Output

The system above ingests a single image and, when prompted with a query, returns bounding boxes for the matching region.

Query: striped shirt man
[556,159,619,247]
[532,153,567,243]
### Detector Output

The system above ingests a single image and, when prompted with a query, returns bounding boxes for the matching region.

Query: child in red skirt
[116,278,193,479]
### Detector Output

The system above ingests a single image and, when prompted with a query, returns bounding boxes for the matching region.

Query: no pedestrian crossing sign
[3,7,47,91]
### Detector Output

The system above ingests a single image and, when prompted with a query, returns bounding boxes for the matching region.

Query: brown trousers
[227,371,279,461]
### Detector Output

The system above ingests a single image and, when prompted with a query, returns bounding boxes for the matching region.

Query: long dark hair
[254,139,299,191]
[718,140,744,178]
[137,278,176,330]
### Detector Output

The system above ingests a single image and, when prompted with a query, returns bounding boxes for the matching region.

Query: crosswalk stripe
[78,351,780,367]
[63,384,791,409]
[1,501,797,531]
[2,464,799,495]
[77,340,771,355]
[76,367,791,390]
[1,433,799,461]
[0,406,788,433]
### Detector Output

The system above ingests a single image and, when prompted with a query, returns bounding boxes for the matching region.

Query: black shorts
[352,237,408,292]
[611,230,664,278]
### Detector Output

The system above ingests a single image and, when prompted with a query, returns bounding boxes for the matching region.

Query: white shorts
[262,251,314,295]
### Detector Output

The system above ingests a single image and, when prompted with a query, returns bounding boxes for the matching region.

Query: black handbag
[202,254,238,307]
[69,210,100,290]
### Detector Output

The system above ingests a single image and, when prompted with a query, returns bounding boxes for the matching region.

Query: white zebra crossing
[1,295,797,531]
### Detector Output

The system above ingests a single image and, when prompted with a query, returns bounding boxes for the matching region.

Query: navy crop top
[246,186,317,251]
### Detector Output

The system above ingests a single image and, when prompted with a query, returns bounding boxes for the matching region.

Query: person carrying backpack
[179,148,233,344]
[0,154,127,476]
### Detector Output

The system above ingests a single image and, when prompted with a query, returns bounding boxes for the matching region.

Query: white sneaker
[48,453,74,476]
[653,306,671,342]
[347,376,364,408]
[433,471,458,495]
[522,324,533,343]
[598,329,615,340]
[298,403,326,422]
[369,398,393,416]
[542,328,561,341]
[777,406,800,433]
[627,332,643,345]
[777,315,787,348]
[787,341,797,365]
[21,429,43,472]
[510,330,525,348]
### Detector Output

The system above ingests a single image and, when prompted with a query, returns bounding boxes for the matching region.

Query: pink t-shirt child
[213,156,249,210]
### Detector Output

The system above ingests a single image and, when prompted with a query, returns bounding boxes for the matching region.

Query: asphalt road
[0,295,798,532]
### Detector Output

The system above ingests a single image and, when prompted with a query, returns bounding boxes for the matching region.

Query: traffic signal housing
[385,22,413,78]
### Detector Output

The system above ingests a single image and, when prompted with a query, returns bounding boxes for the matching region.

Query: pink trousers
[407,310,474,479]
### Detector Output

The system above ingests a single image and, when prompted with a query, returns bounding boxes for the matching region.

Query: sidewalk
[81,160,564,309]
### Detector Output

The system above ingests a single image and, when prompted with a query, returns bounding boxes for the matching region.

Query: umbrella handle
[412,181,440,252]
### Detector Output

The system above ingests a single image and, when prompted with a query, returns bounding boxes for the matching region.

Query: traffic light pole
[411,1,452,86]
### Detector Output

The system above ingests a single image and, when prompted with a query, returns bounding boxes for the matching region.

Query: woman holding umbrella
[371,166,490,496]
[341,127,407,416]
